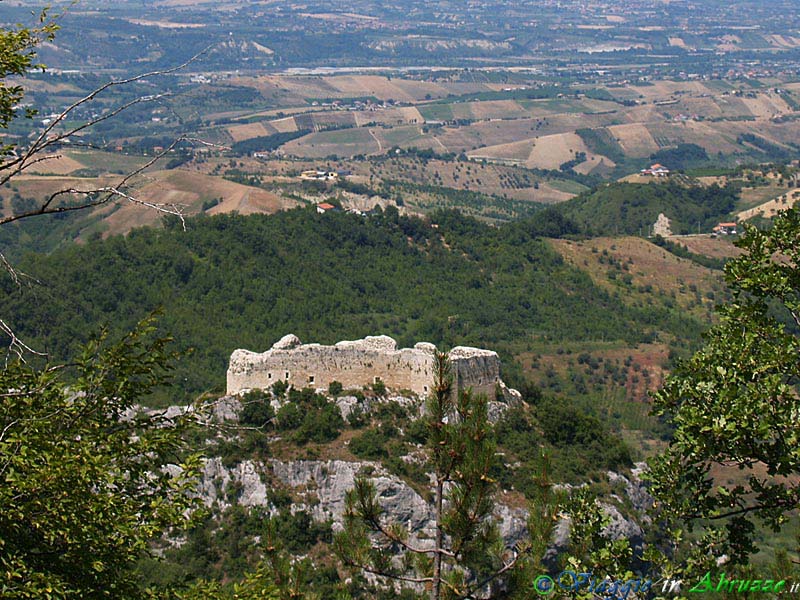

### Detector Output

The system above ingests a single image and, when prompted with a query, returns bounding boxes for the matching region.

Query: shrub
[371,378,387,396]
[293,403,344,444]
[272,379,288,399]
[349,428,389,459]
[276,403,303,430]
[239,389,274,427]
[404,419,428,445]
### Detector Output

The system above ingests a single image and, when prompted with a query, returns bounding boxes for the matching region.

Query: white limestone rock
[200,457,270,509]
[273,334,302,350]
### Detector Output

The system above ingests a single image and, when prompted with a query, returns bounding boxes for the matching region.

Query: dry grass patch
[270,116,300,134]
[467,100,528,120]
[101,170,296,236]
[608,123,660,156]
[738,190,800,221]
[468,138,534,164]
[327,76,416,103]
[227,121,270,142]
[666,235,744,260]
[738,183,791,211]
[740,94,791,118]
[550,236,723,316]
[25,154,87,175]
[280,128,379,158]
[525,132,591,169]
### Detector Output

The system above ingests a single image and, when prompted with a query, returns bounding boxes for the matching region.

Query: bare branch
[790,309,800,331]
[107,187,187,231]
[0,252,20,286]
[342,560,433,585]
[363,511,447,556]
[0,45,212,186]
[0,137,191,226]
[462,549,526,599]
[0,42,214,364]
[1,318,47,364]
[2,92,172,185]
[688,494,799,521]
[181,137,231,151]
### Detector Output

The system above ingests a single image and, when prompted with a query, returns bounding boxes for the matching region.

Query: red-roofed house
[712,221,738,235]
[640,164,670,177]
[316,202,337,214]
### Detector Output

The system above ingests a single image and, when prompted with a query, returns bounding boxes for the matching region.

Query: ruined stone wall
[226,334,506,398]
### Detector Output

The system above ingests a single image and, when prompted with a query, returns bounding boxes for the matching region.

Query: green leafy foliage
[651,234,727,270]
[576,128,626,165]
[239,389,275,427]
[495,402,631,488]
[349,428,390,460]
[0,15,58,156]
[648,207,800,568]
[737,133,799,163]
[0,317,202,599]
[274,387,344,444]
[230,130,311,156]
[560,488,634,578]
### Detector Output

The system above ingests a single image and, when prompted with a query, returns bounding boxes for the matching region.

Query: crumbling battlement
[227,334,518,400]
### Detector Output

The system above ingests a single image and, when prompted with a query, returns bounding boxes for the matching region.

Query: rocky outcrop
[197,458,529,547]
[653,212,672,237]
[200,458,271,509]
[544,468,652,568]
[608,463,654,519]
[270,459,433,534]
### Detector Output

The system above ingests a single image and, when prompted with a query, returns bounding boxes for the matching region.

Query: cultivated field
[25,154,89,175]
[737,189,800,221]
[525,132,594,170]
[200,73,800,172]
[608,123,660,156]
[102,170,297,236]
[280,127,380,158]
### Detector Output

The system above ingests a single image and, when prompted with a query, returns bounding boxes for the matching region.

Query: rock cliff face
[227,334,520,402]
[193,396,650,567]
[199,457,529,547]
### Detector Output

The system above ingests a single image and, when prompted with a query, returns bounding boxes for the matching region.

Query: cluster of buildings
[640,163,670,177]
[315,203,372,217]
[300,169,339,181]
[712,221,738,236]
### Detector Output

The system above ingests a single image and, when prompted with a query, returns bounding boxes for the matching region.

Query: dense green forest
[557,180,738,235]
[1,207,705,402]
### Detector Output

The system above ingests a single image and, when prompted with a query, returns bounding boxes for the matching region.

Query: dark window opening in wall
[285,371,290,380]
[374,376,380,384]
[423,385,429,393]
[494,376,499,382]
[478,378,483,385]
[268,373,272,380]
[309,375,315,384]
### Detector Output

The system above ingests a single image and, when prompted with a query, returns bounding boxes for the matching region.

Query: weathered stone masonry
[227,334,517,399]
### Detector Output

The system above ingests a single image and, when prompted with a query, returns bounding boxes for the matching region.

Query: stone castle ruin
[227,334,520,401]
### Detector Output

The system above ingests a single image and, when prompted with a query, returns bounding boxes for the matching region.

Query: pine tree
[334,350,522,599]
